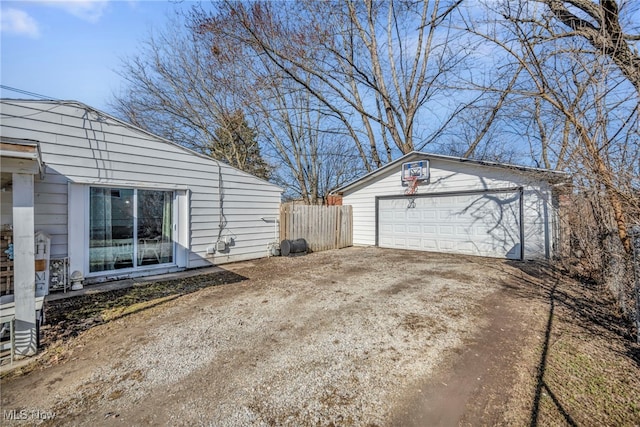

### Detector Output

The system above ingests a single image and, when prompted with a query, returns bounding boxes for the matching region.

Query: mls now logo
[3,410,29,420]
[3,409,56,421]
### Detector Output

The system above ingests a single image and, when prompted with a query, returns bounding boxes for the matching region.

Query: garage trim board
[375,187,524,260]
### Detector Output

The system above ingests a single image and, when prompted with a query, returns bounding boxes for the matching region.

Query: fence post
[279,204,285,243]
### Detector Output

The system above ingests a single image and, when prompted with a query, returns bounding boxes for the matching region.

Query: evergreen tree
[211,110,271,180]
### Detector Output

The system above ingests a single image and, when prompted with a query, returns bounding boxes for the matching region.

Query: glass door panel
[89,188,134,272]
[137,190,173,266]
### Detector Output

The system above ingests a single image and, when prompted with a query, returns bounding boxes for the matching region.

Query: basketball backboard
[401,160,429,183]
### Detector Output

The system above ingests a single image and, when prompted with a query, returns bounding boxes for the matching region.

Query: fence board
[279,204,353,252]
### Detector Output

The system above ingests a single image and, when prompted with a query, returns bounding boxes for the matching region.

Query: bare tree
[114,10,360,200]
[116,2,518,203]
[111,16,271,179]
[501,0,639,253]
[467,0,640,338]
[535,0,640,255]
[194,0,476,171]
[251,69,359,203]
[542,0,640,93]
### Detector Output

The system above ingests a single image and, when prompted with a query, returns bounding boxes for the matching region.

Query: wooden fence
[279,204,353,252]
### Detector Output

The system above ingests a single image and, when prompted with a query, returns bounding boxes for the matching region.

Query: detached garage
[333,152,569,260]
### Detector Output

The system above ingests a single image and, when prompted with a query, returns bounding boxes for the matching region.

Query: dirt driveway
[2,247,548,425]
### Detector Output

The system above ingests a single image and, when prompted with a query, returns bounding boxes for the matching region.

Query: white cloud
[1,8,40,38]
[37,0,110,23]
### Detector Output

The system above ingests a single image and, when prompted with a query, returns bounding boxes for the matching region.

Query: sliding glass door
[89,188,134,272]
[138,190,173,266]
[89,187,173,273]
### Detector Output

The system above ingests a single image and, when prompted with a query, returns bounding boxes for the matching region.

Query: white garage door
[378,191,522,259]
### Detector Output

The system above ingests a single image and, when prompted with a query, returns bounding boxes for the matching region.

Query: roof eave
[0,139,45,179]
[1,99,282,192]
[331,151,570,194]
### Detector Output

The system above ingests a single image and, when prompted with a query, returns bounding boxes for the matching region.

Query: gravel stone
[2,247,508,425]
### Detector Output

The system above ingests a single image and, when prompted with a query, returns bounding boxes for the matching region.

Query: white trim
[0,140,45,178]
[175,189,190,269]
[333,151,569,194]
[69,177,188,191]
[0,150,38,160]
[70,184,187,277]
[83,186,180,276]
[68,183,88,276]
[0,157,40,175]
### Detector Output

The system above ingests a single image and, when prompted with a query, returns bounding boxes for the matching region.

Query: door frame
[84,186,177,276]
[69,183,188,278]
[375,187,524,260]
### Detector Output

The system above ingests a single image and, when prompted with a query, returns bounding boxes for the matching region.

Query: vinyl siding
[342,157,556,260]
[0,100,282,277]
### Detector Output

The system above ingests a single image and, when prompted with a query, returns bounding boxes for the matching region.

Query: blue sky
[1,0,197,113]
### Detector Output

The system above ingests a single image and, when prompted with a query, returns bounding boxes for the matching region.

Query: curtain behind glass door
[89,188,134,272]
[137,190,173,265]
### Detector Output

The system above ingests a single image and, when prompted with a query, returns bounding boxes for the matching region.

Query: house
[0,99,282,357]
[332,151,569,260]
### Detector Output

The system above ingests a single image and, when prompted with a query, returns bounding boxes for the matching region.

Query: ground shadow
[499,260,640,426]
[528,282,577,427]
[502,261,636,349]
[41,269,248,348]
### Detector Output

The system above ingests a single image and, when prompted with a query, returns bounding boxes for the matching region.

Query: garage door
[378,190,522,259]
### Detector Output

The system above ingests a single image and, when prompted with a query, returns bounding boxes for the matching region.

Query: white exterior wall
[342,157,557,260]
[0,100,281,278]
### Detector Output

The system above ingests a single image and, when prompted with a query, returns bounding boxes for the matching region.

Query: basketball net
[404,176,419,195]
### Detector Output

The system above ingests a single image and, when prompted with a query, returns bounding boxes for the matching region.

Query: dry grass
[501,262,640,426]
[40,270,247,346]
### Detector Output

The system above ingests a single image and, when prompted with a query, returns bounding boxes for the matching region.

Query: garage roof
[332,151,570,194]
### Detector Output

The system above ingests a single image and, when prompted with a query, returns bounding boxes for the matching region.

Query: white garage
[333,152,568,260]
[378,190,523,259]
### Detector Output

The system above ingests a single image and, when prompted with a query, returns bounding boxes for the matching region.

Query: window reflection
[89,187,173,273]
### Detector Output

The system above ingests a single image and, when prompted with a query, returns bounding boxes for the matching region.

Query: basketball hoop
[404,176,419,195]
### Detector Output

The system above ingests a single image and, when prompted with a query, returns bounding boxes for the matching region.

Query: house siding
[1,100,281,276]
[342,157,556,260]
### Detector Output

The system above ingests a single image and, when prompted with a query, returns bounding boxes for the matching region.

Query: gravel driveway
[2,247,518,426]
